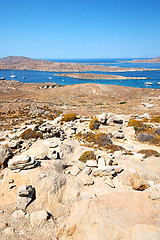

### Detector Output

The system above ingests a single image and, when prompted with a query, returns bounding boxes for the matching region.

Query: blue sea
[0,58,160,89]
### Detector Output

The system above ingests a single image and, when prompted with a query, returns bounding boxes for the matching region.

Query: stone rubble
[0,112,160,239]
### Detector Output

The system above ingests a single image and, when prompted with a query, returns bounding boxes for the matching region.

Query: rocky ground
[0,106,160,239]
[0,80,160,119]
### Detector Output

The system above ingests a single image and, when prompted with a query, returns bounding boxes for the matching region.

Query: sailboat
[10,70,16,78]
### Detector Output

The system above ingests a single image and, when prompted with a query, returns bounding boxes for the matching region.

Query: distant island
[126,56,160,63]
[55,73,147,80]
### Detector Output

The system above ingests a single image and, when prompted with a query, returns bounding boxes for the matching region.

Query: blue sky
[0,0,160,59]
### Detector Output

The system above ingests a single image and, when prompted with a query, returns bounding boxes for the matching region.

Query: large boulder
[57,191,160,240]
[0,145,13,168]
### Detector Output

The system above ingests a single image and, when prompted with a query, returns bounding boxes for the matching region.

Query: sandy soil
[0,80,160,117]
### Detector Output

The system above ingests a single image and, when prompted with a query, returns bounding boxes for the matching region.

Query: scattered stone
[98,157,106,170]
[8,154,37,171]
[105,178,115,188]
[9,184,16,189]
[3,227,15,235]
[17,185,35,209]
[97,112,107,124]
[112,130,125,139]
[30,210,48,227]
[82,167,92,175]
[148,184,160,200]
[0,222,8,230]
[92,166,123,177]
[77,172,94,186]
[12,209,25,218]
[130,173,150,191]
[8,179,14,184]
[70,166,81,176]
[86,160,98,167]
[0,144,13,168]
[142,102,154,108]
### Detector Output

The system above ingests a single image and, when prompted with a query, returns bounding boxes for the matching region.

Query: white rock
[98,158,106,170]
[97,112,107,124]
[148,184,160,200]
[12,210,25,218]
[30,210,48,227]
[82,167,92,175]
[86,160,98,167]
[70,166,81,176]
[105,178,115,188]
[3,227,15,235]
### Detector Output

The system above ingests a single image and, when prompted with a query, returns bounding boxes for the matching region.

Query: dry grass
[89,118,100,130]
[138,149,160,158]
[79,151,96,163]
[19,128,43,140]
[61,113,77,122]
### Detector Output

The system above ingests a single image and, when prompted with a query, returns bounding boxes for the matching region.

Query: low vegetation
[78,151,97,163]
[19,128,43,140]
[104,144,125,153]
[128,118,160,146]
[89,118,100,130]
[138,149,160,158]
[61,113,77,122]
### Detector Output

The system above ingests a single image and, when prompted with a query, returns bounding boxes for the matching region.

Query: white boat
[144,82,153,85]
[157,82,160,85]
[10,70,16,78]
[0,77,5,80]
[49,77,52,79]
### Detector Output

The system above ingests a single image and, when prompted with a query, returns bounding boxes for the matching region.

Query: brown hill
[130,57,160,63]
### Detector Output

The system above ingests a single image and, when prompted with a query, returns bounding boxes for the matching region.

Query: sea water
[0,58,160,89]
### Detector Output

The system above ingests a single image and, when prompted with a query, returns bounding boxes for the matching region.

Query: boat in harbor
[10,70,16,78]
[157,82,160,85]
[49,77,52,79]
[0,77,5,80]
[144,82,153,85]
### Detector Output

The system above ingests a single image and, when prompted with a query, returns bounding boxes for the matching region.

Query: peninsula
[55,73,147,80]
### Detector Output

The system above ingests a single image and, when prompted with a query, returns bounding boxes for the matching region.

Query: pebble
[8,179,14,184]
[9,184,16,189]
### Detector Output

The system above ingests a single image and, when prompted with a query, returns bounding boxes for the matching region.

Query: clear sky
[0,0,160,59]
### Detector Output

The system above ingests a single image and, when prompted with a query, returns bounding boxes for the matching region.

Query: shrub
[94,133,112,147]
[79,151,96,163]
[19,128,43,140]
[154,128,160,136]
[119,101,127,104]
[128,119,144,131]
[151,116,160,123]
[89,118,100,130]
[61,113,77,122]
[138,149,160,158]
[104,144,125,153]
[137,133,154,142]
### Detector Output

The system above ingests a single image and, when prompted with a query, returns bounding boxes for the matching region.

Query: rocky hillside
[0,110,160,239]
[0,56,159,72]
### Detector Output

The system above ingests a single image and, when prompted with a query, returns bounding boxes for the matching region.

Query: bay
[0,58,160,89]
